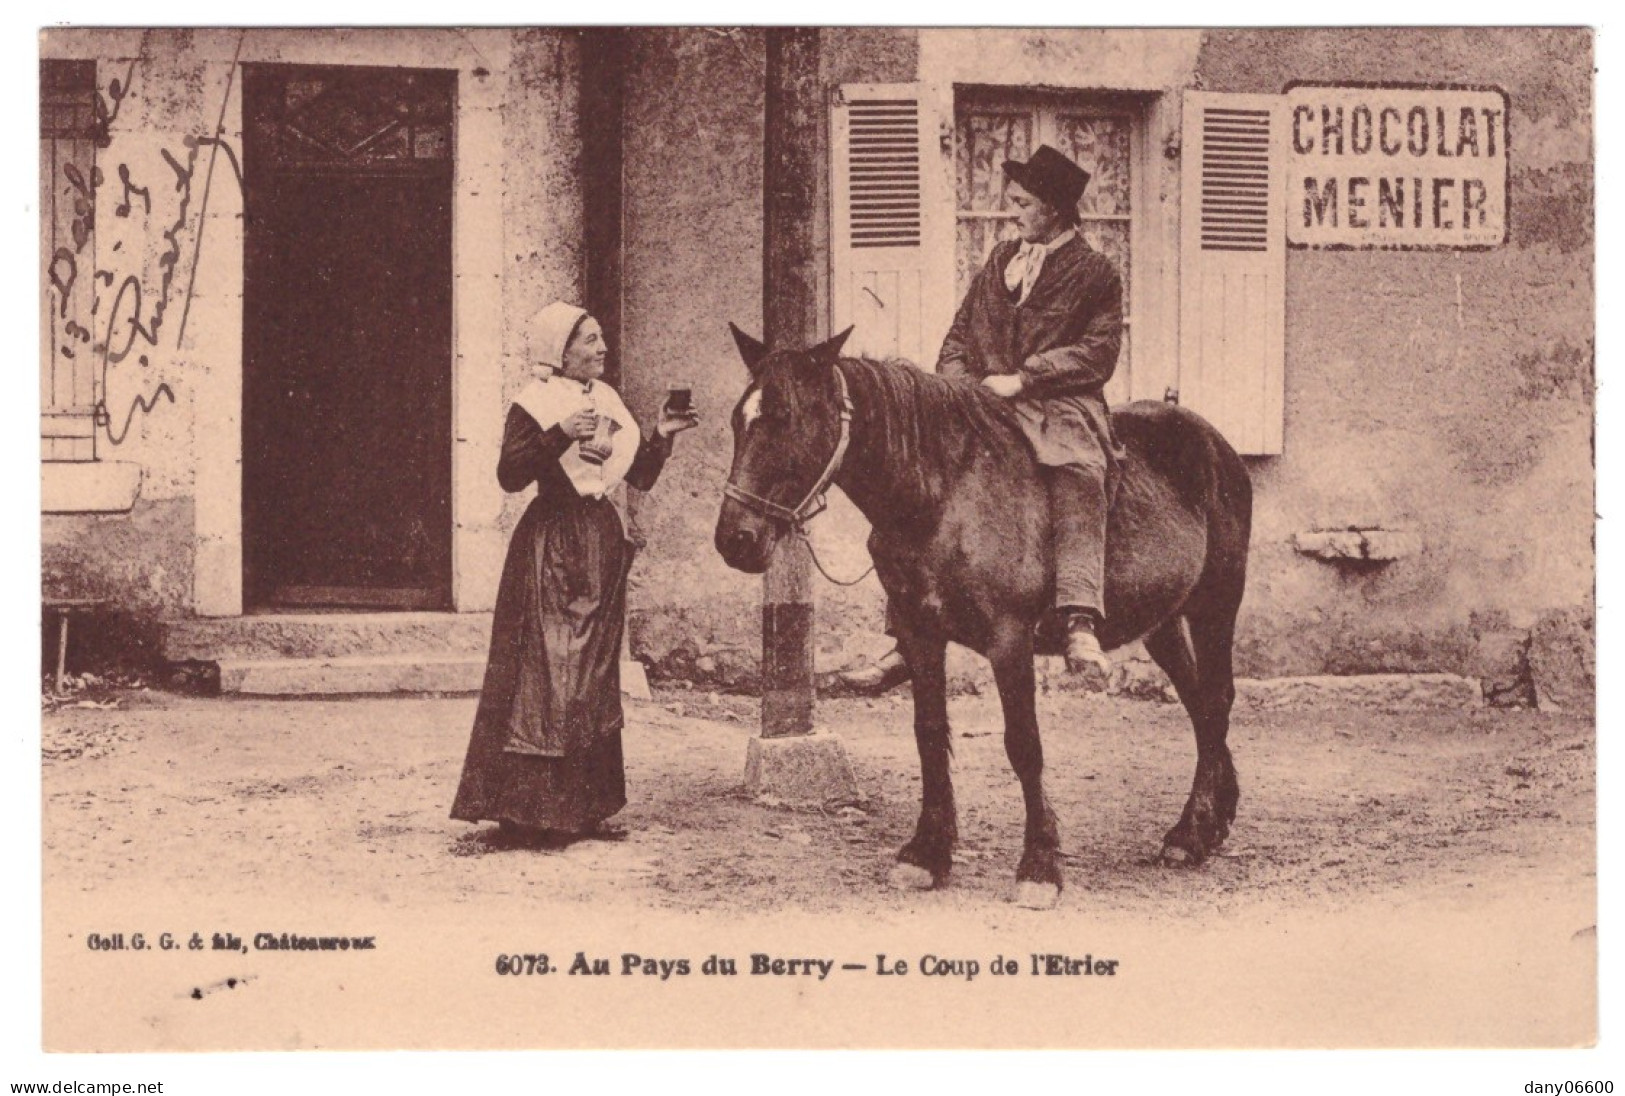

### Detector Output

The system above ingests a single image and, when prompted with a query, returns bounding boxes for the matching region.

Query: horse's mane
[834,356,1031,503]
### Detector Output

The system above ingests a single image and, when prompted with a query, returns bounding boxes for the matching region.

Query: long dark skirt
[450,493,633,833]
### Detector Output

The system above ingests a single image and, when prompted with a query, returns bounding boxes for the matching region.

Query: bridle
[722,365,854,533]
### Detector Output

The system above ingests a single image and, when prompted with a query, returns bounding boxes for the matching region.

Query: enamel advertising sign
[1286,84,1510,249]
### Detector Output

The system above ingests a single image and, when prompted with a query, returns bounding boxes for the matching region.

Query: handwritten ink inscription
[45,63,240,447]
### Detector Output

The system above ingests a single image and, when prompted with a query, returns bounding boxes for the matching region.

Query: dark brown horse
[715,326,1252,908]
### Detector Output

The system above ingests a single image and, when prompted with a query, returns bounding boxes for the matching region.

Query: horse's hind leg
[990,626,1062,908]
[1190,604,1242,843]
[890,623,956,890]
[1144,610,1240,867]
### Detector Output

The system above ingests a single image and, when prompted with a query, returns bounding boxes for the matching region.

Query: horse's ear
[729,323,769,376]
[806,326,854,369]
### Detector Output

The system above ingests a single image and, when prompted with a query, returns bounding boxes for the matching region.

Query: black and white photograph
[18,15,1604,1083]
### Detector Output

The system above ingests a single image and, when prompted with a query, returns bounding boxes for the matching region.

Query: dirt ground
[38,684,1597,1050]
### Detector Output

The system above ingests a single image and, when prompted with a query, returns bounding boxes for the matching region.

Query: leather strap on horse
[723,365,876,587]
[723,365,854,533]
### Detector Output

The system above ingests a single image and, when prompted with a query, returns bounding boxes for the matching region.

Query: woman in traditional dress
[451,301,698,844]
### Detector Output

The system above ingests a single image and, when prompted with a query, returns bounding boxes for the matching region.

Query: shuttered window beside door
[829,83,954,368]
[1178,91,1287,456]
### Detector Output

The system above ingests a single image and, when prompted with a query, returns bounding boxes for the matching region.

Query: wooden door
[242,64,455,610]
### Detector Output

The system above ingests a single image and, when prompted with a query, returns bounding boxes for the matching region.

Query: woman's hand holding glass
[656,396,700,439]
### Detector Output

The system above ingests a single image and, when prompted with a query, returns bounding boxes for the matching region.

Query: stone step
[218,653,487,696]
[164,612,493,662]
[217,652,652,700]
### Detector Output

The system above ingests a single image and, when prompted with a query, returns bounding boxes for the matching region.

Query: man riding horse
[843,144,1122,693]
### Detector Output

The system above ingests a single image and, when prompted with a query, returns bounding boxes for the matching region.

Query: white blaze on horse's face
[741,386,765,428]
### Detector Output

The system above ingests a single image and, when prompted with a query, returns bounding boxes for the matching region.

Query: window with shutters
[953,89,1146,402]
[833,84,1285,455]
[40,59,101,463]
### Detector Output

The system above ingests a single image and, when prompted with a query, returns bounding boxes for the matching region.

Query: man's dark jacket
[937,233,1123,469]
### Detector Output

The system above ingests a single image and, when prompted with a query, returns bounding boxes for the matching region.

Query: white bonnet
[536,301,590,370]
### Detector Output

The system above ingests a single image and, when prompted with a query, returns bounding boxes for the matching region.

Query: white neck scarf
[1004,228,1076,305]
[513,374,642,500]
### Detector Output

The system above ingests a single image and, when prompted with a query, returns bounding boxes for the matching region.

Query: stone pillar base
[620,659,652,701]
[744,731,862,806]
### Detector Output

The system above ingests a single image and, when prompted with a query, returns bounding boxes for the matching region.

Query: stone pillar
[747,27,859,805]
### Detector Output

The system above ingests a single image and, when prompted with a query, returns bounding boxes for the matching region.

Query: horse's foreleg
[1145,612,1240,866]
[890,623,955,889]
[990,628,1062,908]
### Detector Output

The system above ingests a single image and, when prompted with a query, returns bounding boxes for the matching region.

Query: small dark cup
[666,384,693,413]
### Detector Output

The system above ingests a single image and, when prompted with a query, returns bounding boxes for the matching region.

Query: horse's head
[714,323,854,573]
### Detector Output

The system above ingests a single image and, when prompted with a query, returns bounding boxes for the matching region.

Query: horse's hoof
[1159,844,1199,867]
[1014,881,1061,910]
[888,863,936,891]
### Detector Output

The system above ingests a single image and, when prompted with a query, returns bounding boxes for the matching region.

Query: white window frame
[949,86,1168,406]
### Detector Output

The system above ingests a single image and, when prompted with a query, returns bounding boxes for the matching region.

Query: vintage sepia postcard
[27,21,1598,1076]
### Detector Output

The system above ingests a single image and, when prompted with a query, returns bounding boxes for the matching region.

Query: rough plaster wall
[824,27,917,88]
[42,500,194,615]
[617,28,767,682]
[919,27,1203,92]
[1196,29,1594,681]
[501,30,585,406]
[619,28,919,683]
[496,30,587,542]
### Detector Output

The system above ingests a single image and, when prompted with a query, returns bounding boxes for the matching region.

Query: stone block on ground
[1475,630,1535,708]
[1528,610,1594,713]
[1038,643,1157,699]
[620,659,652,702]
[744,731,862,806]
[814,629,894,676]
[1107,657,1178,703]
[1235,673,1483,711]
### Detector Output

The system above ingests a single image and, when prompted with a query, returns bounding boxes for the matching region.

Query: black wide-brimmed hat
[1003,145,1091,213]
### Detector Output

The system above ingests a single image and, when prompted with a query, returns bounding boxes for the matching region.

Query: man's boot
[836,646,911,695]
[1064,609,1111,690]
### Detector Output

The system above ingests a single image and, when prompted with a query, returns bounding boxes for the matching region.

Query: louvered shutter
[41,60,100,463]
[1178,92,1287,456]
[830,83,954,368]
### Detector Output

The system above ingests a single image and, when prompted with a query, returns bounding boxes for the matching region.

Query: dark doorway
[242,64,454,611]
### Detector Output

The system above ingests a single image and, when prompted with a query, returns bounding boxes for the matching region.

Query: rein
[796,525,876,587]
[723,364,877,588]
